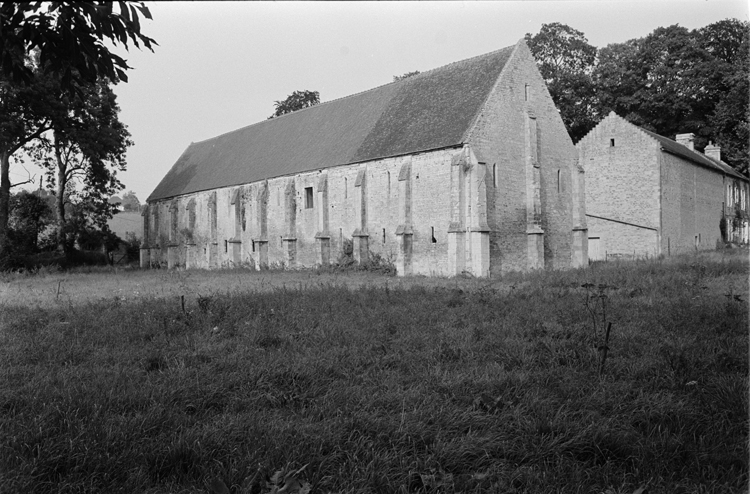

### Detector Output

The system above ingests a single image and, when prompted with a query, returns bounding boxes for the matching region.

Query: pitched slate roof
[148,44,517,202]
[639,128,721,173]
[640,128,747,181]
[592,113,747,181]
[705,156,748,182]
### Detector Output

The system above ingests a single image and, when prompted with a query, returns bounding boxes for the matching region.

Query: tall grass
[1,250,747,493]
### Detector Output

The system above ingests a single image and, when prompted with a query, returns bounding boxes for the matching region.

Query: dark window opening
[431,227,437,243]
[493,164,497,187]
[252,241,255,253]
[382,228,386,244]
[610,138,615,147]
[305,187,314,209]
[344,178,348,198]
[224,240,228,253]
[524,84,530,101]
[557,169,561,193]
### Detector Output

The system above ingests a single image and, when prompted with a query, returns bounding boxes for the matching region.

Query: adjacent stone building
[143,40,588,276]
[578,112,749,260]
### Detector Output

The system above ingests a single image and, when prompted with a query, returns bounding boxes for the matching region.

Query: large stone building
[578,112,749,260]
[143,40,588,276]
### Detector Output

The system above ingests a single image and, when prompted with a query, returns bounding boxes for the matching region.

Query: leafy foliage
[527,20,749,174]
[0,1,154,261]
[7,190,53,254]
[27,77,131,257]
[268,90,320,119]
[0,62,59,255]
[0,2,156,89]
[525,23,598,142]
[120,190,141,212]
[393,70,420,82]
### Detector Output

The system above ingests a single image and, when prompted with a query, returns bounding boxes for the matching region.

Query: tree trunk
[54,140,70,258]
[0,150,11,260]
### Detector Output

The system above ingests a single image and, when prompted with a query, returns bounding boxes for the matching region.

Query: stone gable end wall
[577,116,661,258]
[466,41,578,274]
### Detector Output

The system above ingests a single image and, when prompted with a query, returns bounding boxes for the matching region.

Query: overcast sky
[13,0,749,202]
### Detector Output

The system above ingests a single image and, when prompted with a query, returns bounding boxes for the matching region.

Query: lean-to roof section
[148,45,515,202]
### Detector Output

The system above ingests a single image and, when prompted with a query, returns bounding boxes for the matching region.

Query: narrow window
[344,178,348,198]
[610,138,615,147]
[224,240,228,253]
[557,169,561,193]
[187,200,196,230]
[382,228,386,244]
[387,171,391,195]
[170,206,178,240]
[524,84,530,101]
[305,186,314,209]
[252,241,255,253]
[431,227,437,243]
[493,164,497,187]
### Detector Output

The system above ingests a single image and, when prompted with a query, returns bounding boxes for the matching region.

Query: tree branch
[10,165,36,188]
[9,124,53,155]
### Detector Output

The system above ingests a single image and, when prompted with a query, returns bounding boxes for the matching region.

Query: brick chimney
[704,141,721,161]
[676,133,695,151]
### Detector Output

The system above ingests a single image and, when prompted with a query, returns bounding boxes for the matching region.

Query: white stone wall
[660,151,724,254]
[144,148,466,276]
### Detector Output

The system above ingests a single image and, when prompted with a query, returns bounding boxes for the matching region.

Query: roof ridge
[639,126,719,167]
[190,45,517,146]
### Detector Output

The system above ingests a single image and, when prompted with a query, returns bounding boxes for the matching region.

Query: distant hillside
[107,211,142,240]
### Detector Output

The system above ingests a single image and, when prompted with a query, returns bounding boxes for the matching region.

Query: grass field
[1,249,748,493]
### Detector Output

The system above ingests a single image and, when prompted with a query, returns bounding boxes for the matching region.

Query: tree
[393,71,420,82]
[268,90,320,119]
[0,63,59,259]
[592,20,749,174]
[30,78,131,257]
[525,23,599,142]
[0,2,153,262]
[591,39,643,123]
[699,19,749,174]
[0,2,156,89]
[8,190,52,255]
[121,190,141,212]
